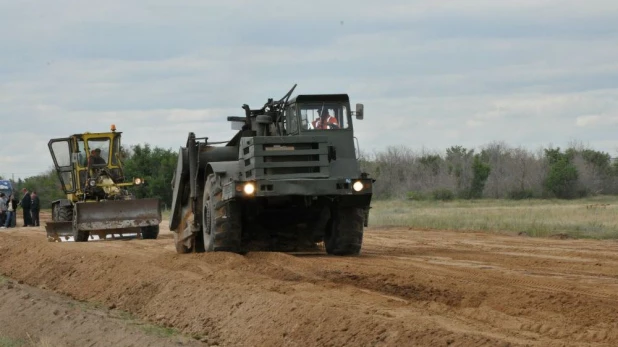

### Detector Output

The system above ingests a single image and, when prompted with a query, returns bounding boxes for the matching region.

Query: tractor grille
[241,136,330,180]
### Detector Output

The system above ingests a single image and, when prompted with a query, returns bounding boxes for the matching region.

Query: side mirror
[355,103,364,120]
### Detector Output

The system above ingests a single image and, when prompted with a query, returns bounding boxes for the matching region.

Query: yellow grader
[45,125,162,242]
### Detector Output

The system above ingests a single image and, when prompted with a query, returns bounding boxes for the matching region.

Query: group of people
[0,188,40,229]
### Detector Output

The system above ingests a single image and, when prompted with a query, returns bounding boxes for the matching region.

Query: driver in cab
[89,148,106,166]
[311,109,339,129]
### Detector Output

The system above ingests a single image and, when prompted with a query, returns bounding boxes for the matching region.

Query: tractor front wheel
[324,207,364,256]
[141,225,159,239]
[202,174,242,253]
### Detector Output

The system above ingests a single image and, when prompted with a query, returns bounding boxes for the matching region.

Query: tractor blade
[75,198,162,231]
[45,221,73,242]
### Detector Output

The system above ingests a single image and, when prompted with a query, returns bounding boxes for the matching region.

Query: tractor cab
[45,125,160,243]
[284,94,363,134]
[48,124,138,201]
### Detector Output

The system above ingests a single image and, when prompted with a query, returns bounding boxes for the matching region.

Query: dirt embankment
[0,277,206,347]
[0,221,617,346]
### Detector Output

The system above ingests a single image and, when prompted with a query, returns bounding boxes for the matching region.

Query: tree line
[2,144,178,210]
[361,140,618,200]
[6,140,618,210]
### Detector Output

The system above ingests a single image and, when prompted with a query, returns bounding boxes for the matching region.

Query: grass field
[369,196,618,239]
[38,196,618,239]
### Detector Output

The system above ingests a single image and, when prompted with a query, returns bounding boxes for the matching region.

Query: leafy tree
[469,154,491,199]
[445,145,474,195]
[419,154,441,175]
[580,149,611,173]
[17,169,66,209]
[121,144,177,208]
[543,148,579,199]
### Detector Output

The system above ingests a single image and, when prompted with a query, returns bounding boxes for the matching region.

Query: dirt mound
[0,223,617,346]
[0,277,207,347]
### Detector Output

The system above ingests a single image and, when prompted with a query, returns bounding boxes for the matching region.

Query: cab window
[286,105,298,134]
[300,103,349,130]
[87,138,111,165]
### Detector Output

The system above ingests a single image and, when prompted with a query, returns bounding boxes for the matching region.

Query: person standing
[30,191,40,227]
[0,193,7,227]
[2,194,18,229]
[19,188,32,227]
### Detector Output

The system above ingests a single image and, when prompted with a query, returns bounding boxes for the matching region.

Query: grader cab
[45,125,162,242]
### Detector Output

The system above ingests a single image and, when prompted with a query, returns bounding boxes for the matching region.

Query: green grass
[161,208,171,220]
[369,196,618,239]
[110,308,180,338]
[0,337,26,347]
[138,324,178,338]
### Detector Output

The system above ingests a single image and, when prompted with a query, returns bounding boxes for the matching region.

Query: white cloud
[575,113,618,127]
[1,0,618,179]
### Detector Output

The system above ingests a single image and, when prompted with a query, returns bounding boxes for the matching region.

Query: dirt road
[0,220,617,346]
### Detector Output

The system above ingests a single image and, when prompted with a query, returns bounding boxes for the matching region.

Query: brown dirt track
[0,214,617,347]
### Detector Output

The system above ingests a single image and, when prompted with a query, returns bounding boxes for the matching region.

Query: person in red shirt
[311,109,340,129]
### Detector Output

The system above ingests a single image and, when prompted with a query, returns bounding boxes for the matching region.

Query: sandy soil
[0,214,617,347]
[0,279,207,347]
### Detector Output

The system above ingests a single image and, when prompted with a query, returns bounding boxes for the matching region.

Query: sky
[1,0,618,179]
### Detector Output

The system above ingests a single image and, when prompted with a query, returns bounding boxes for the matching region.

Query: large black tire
[324,207,365,256]
[141,225,159,239]
[55,205,73,222]
[72,206,89,242]
[202,174,242,252]
[73,228,90,242]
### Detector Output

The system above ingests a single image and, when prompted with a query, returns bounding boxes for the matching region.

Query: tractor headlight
[353,181,364,192]
[134,178,143,185]
[89,179,97,187]
[243,182,255,195]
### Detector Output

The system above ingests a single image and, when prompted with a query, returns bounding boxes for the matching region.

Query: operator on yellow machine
[89,148,106,165]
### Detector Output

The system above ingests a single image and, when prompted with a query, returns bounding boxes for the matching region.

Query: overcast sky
[1,0,618,179]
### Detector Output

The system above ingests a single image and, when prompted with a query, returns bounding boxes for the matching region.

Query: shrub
[432,188,454,201]
[544,158,579,199]
[508,189,535,200]
[406,191,428,201]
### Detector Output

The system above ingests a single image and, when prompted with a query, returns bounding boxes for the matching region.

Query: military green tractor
[45,125,162,242]
[169,85,373,255]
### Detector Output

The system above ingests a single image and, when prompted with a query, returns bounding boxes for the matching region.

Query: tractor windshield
[300,103,350,131]
[87,138,111,166]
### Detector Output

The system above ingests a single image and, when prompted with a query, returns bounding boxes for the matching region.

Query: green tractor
[169,85,374,255]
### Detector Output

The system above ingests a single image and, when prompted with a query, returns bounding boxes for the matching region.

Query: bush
[406,191,428,201]
[544,158,579,199]
[508,189,535,200]
[432,188,454,201]
[457,189,472,200]
[470,154,491,199]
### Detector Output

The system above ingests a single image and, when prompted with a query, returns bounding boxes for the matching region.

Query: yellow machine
[45,125,162,242]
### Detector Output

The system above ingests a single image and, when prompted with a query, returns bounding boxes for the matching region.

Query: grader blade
[75,198,161,231]
[45,221,73,242]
